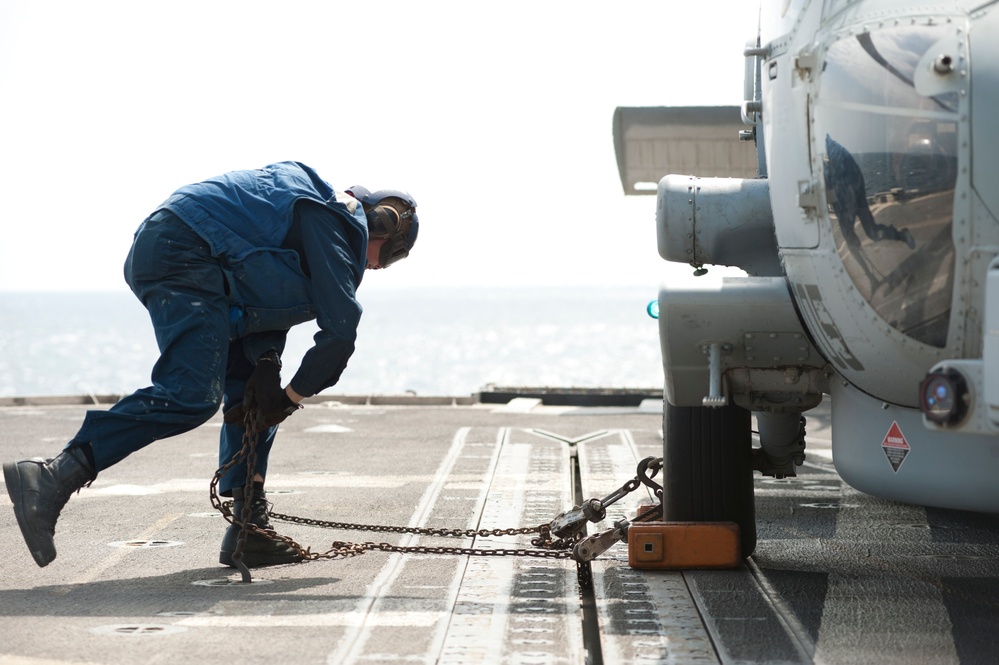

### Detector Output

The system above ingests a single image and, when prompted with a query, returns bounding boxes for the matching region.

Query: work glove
[223,354,301,429]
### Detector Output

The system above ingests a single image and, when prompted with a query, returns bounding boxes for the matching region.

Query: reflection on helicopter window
[815,25,958,348]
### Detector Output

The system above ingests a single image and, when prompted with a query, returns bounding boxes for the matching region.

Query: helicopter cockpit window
[814,26,958,348]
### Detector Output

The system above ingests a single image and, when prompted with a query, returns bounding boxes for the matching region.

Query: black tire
[663,401,757,558]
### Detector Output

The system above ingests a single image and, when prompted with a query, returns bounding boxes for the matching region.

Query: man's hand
[223,355,301,429]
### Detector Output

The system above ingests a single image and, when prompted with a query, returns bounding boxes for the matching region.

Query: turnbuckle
[549,498,607,540]
[573,517,630,562]
[547,456,664,543]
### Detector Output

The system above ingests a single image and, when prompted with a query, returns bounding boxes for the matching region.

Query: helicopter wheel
[662,400,757,558]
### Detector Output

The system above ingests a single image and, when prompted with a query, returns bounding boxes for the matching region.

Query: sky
[0,0,760,293]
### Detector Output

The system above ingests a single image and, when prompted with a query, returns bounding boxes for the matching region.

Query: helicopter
[614,0,999,557]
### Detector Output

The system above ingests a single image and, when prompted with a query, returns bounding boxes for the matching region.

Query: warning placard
[881,421,910,472]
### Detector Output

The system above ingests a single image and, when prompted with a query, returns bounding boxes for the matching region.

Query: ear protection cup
[345,187,419,267]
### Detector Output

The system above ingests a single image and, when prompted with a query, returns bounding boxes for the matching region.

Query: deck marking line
[438,430,584,663]
[325,427,472,665]
[180,611,440,628]
[581,432,717,663]
[813,492,960,663]
[72,513,183,587]
[745,556,815,661]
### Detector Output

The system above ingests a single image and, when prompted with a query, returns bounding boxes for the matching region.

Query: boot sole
[219,550,303,568]
[3,461,54,567]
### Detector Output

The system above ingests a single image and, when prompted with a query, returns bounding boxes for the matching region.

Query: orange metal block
[634,503,660,518]
[627,521,741,569]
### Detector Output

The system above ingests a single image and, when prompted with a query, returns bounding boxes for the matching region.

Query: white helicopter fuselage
[763,0,999,511]
[652,0,999,513]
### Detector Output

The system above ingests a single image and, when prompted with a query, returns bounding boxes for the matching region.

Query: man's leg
[858,207,916,249]
[218,338,281,494]
[70,214,230,470]
[216,339,301,567]
[4,212,230,567]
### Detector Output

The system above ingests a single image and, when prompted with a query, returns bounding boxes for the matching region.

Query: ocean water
[0,287,664,398]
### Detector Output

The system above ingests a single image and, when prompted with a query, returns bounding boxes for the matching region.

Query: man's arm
[287,200,366,398]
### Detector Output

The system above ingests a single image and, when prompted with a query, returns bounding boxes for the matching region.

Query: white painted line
[492,397,542,413]
[746,557,815,661]
[812,491,960,663]
[93,484,161,496]
[80,474,494,497]
[304,424,353,433]
[326,427,473,665]
[437,557,517,664]
[0,655,93,665]
[580,432,717,663]
[437,428,584,663]
[72,514,183,587]
[531,429,613,445]
[180,612,440,628]
[593,563,719,663]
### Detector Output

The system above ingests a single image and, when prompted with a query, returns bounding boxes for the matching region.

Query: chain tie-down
[209,418,664,584]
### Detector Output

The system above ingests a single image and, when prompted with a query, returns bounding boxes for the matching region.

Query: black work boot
[219,484,303,568]
[3,447,96,567]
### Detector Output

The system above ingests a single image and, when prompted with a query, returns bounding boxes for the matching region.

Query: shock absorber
[753,411,806,478]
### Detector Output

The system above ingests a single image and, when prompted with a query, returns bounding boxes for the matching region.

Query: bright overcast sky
[0,1,760,293]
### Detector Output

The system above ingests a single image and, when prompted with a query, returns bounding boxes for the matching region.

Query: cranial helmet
[345,186,419,268]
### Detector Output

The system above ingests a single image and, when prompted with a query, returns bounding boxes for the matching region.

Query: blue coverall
[65,162,369,493]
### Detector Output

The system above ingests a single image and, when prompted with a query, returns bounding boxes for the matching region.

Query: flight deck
[1,395,997,664]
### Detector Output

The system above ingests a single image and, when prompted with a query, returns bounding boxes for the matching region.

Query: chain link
[263,509,577,559]
[209,415,663,567]
[209,421,579,564]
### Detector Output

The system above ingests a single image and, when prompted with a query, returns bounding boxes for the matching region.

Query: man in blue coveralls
[3,161,419,568]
